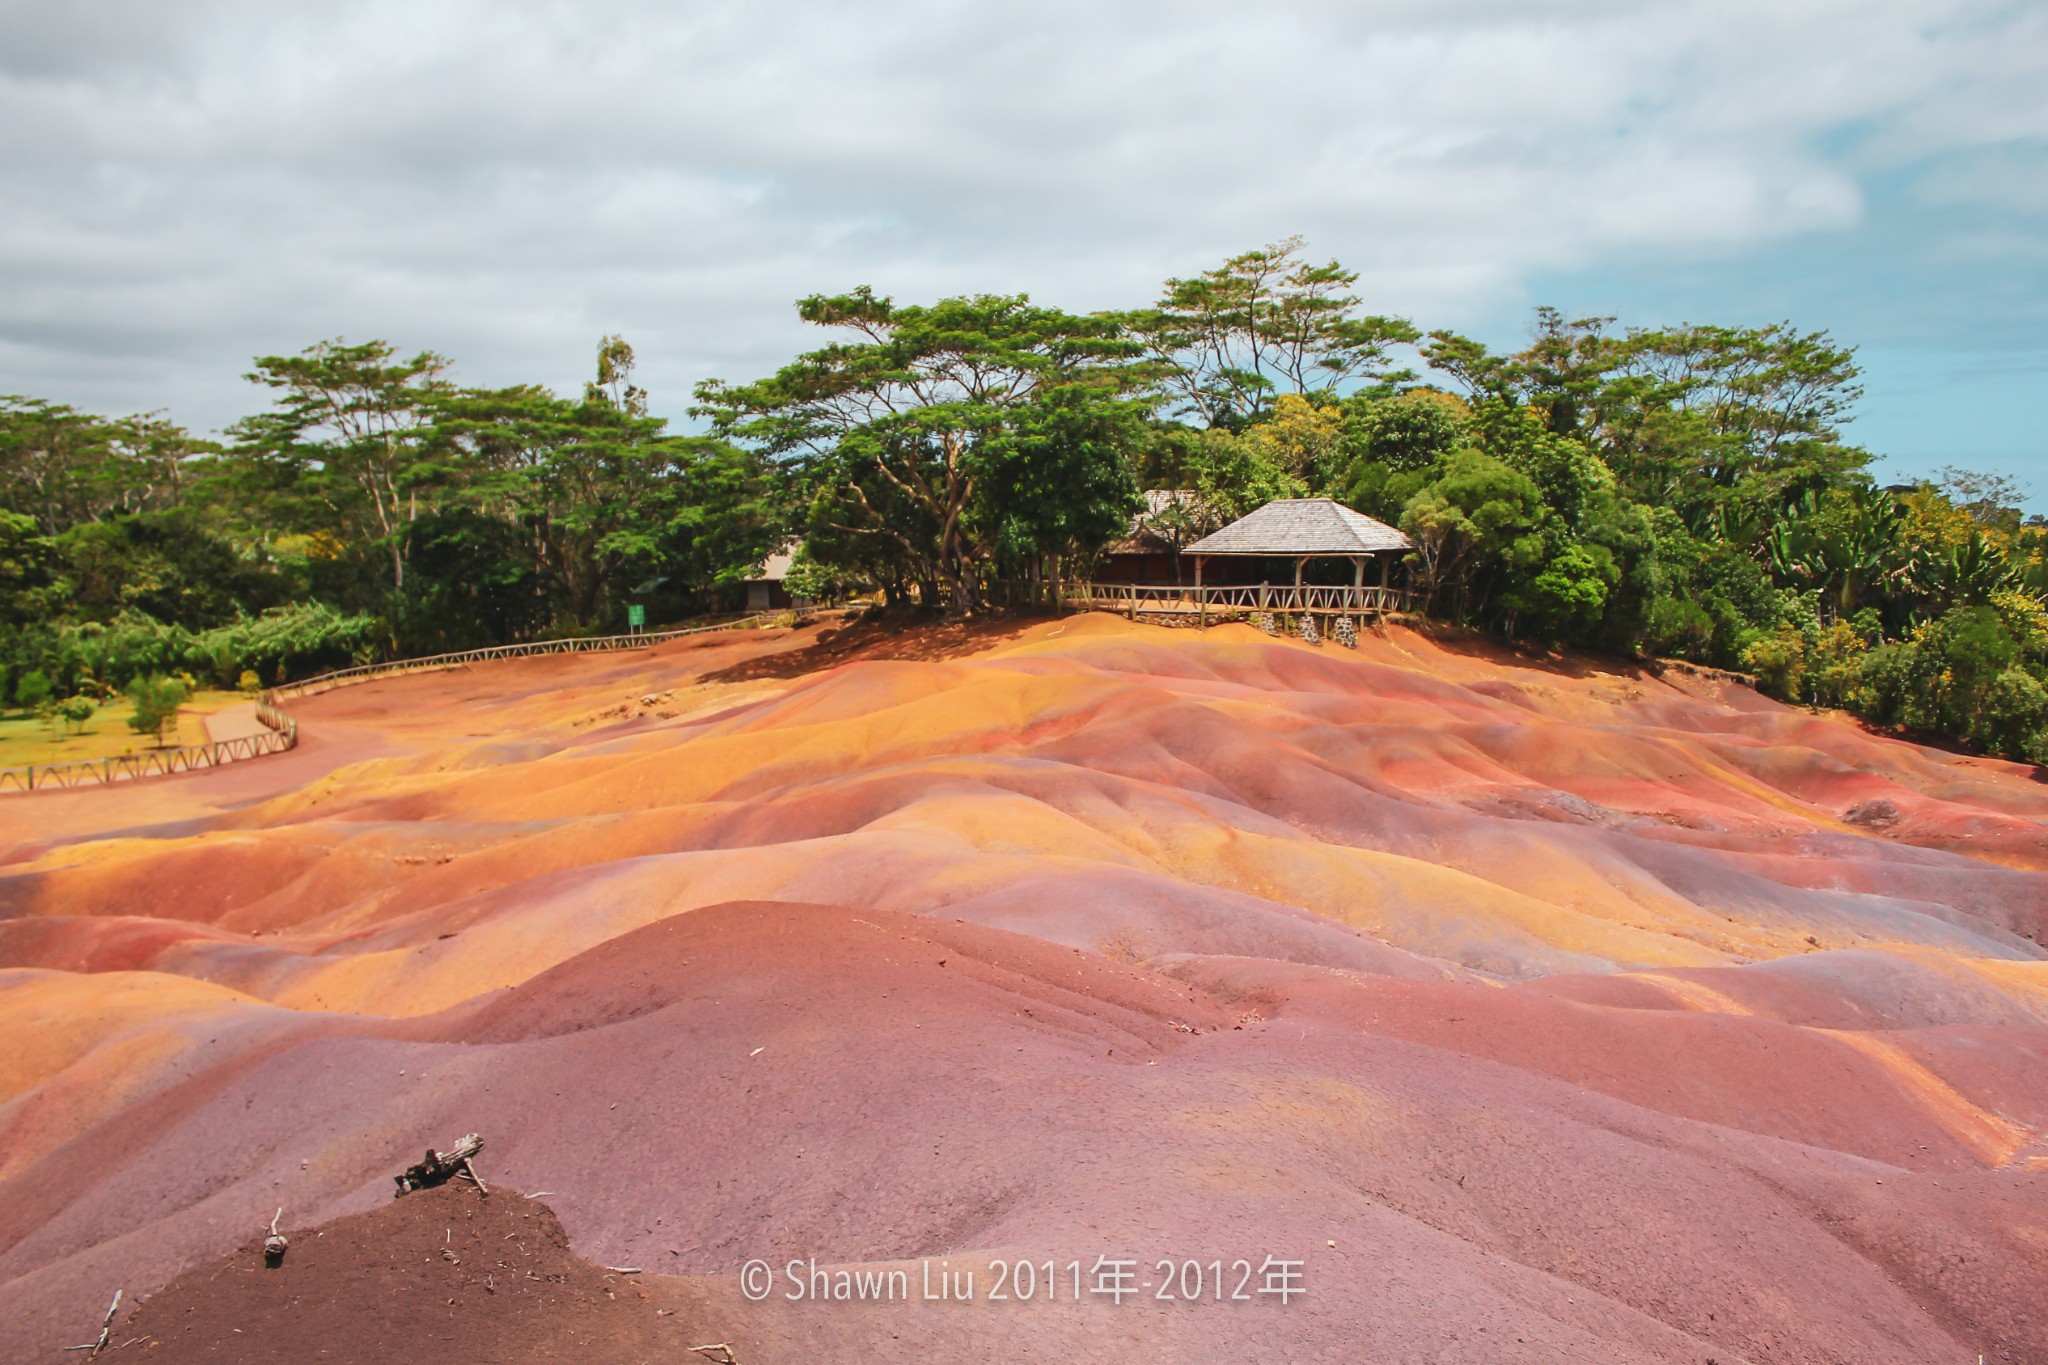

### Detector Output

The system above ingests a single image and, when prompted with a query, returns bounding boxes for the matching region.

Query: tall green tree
[697,289,1151,615]
[0,398,208,535]
[0,510,56,624]
[1138,237,1418,429]
[232,340,453,593]
[434,338,776,628]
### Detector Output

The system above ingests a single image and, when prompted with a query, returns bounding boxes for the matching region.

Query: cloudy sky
[3,0,2044,503]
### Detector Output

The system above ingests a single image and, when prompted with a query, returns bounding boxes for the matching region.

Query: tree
[697,289,1151,615]
[1764,485,1907,622]
[1397,449,1549,619]
[1503,541,1617,642]
[125,673,188,745]
[0,399,207,535]
[1177,428,1306,524]
[1242,394,1347,488]
[1421,316,1868,531]
[57,694,95,735]
[0,509,57,624]
[1934,465,2028,539]
[435,384,668,628]
[1345,389,1467,473]
[1604,321,1867,512]
[430,337,771,629]
[233,340,453,593]
[56,507,270,629]
[1138,237,1419,429]
[12,667,50,713]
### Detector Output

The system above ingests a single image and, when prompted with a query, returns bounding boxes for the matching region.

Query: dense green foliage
[4,241,2044,764]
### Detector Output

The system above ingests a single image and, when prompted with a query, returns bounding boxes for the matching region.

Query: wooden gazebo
[1184,498,1412,595]
[1071,497,1413,624]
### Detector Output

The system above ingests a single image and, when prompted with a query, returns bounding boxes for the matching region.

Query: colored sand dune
[3,614,2045,1363]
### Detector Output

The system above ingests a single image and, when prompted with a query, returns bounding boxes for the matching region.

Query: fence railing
[0,615,772,795]
[267,617,768,702]
[1066,581,1414,620]
[0,707,298,793]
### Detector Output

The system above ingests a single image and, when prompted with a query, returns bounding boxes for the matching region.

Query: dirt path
[200,702,269,744]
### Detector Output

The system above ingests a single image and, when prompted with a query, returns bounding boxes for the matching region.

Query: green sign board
[626,604,646,629]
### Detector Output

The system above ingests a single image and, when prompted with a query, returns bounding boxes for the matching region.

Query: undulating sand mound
[3,613,2045,1363]
[113,1184,733,1364]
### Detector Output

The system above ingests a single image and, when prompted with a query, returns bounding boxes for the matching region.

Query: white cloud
[0,0,2042,434]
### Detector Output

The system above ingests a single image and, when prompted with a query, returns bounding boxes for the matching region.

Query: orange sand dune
[2,614,2045,1363]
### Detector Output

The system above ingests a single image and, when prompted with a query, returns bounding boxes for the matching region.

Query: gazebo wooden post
[1195,555,1206,629]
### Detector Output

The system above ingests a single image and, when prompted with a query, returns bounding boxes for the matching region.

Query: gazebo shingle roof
[1185,498,1411,556]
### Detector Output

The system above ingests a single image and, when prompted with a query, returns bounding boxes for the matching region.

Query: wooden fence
[1065,581,1414,622]
[0,707,298,793]
[0,615,771,794]
[266,617,768,701]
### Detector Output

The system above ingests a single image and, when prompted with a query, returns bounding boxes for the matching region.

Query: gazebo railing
[1066,581,1412,619]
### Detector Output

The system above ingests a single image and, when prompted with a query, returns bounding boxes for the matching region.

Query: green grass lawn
[0,689,248,768]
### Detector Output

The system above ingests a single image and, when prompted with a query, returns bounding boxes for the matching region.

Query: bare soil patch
[114,1185,738,1365]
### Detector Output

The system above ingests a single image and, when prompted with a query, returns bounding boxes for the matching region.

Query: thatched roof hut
[1185,498,1410,587]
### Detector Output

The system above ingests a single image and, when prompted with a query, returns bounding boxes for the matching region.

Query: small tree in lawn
[58,695,96,735]
[126,674,189,746]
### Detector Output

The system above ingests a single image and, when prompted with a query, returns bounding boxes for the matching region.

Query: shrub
[1805,621,1870,710]
[1741,623,1808,700]
[1504,542,1615,644]
[1975,667,2048,761]
[1640,597,1714,660]
[1852,605,2048,760]
[12,668,50,713]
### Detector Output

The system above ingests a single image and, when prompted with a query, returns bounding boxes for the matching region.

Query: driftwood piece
[393,1133,486,1197]
[264,1207,289,1267]
[65,1289,120,1357]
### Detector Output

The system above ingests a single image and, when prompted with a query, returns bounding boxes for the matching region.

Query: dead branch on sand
[264,1207,289,1267]
[393,1133,488,1197]
[64,1289,120,1357]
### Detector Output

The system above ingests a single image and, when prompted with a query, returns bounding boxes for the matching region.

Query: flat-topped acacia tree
[231,340,453,594]
[695,289,1152,615]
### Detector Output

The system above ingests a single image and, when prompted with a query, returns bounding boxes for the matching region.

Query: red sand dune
[3,614,2046,1363]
